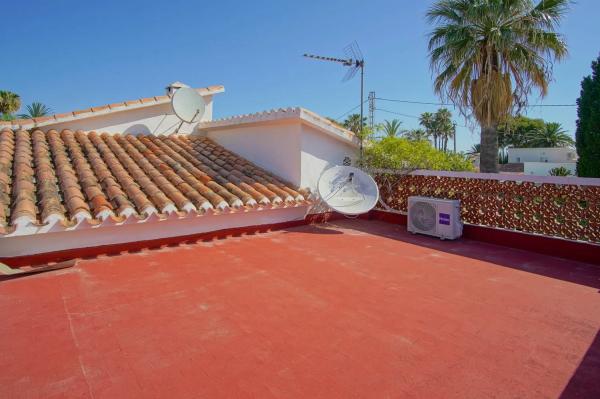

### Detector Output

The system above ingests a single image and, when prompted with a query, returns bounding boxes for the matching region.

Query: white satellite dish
[318,166,379,215]
[171,87,206,123]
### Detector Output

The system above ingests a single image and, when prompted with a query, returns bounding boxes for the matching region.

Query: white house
[196,108,359,191]
[508,147,577,163]
[0,82,359,259]
[507,147,577,176]
[3,82,223,135]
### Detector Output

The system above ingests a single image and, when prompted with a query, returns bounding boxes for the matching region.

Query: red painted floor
[1,220,599,399]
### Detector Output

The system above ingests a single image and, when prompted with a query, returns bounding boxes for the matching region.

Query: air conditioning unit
[407,196,462,240]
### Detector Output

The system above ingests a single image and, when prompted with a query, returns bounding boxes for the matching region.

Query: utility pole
[368,91,375,131]
[453,123,457,153]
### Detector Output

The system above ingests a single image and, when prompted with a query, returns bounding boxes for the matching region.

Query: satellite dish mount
[317,166,379,216]
[171,87,206,133]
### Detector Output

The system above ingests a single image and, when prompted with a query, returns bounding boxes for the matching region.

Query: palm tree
[18,102,52,119]
[381,119,402,138]
[404,129,430,142]
[0,90,21,117]
[434,108,454,151]
[427,0,568,172]
[343,113,367,135]
[419,112,436,147]
[526,122,574,148]
[467,143,481,155]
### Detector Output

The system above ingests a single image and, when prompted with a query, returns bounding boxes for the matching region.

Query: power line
[335,100,368,121]
[376,98,454,106]
[376,108,421,119]
[375,108,469,128]
[375,97,576,108]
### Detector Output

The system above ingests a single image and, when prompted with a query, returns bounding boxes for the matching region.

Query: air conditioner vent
[410,201,437,232]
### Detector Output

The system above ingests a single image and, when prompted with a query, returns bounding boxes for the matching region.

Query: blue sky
[3,0,599,151]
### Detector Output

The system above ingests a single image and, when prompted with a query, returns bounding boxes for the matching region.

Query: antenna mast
[304,41,365,160]
[368,91,375,130]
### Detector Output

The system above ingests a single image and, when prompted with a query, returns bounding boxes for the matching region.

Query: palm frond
[17,102,53,119]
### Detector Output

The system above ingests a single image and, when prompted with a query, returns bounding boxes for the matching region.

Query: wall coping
[197,107,360,147]
[0,86,224,131]
[370,168,600,187]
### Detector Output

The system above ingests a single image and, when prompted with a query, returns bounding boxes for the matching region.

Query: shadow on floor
[281,224,344,235]
[290,219,600,290]
[560,330,600,398]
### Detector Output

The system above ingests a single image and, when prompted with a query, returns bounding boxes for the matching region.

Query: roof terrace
[1,219,599,398]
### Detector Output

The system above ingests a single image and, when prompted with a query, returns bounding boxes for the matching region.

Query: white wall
[300,124,358,190]
[524,162,577,176]
[508,147,577,163]
[34,96,214,135]
[0,206,308,258]
[204,121,302,186]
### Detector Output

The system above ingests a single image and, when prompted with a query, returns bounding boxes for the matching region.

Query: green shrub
[363,137,475,171]
[549,166,572,176]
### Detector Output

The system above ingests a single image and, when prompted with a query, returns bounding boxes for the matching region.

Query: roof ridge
[0,85,225,130]
[205,107,301,124]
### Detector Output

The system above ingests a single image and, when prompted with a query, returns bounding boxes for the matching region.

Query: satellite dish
[318,166,379,215]
[171,87,206,123]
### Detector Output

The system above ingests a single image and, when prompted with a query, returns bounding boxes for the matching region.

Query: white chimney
[165,81,190,97]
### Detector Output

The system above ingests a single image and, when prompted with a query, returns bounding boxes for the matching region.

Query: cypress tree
[576,55,600,177]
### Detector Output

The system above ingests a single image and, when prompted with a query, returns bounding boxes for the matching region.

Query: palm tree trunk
[480,125,499,173]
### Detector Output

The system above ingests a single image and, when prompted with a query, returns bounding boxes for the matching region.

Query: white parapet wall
[197,107,359,192]
[524,162,577,176]
[0,205,309,259]
[508,147,577,163]
[1,86,223,135]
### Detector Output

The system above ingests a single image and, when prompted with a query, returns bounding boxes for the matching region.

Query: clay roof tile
[0,129,306,236]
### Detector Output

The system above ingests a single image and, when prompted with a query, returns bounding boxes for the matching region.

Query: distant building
[507,147,577,176]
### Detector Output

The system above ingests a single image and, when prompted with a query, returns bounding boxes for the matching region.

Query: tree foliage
[427,0,569,172]
[364,137,474,171]
[497,115,546,148]
[576,55,600,177]
[18,102,52,119]
[0,90,21,117]
[403,128,429,142]
[342,113,366,134]
[498,116,573,148]
[418,108,455,151]
[380,119,402,138]
[526,122,574,148]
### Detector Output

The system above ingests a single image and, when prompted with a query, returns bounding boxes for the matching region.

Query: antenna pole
[368,91,375,131]
[359,61,364,161]
[303,46,365,161]
[453,122,457,153]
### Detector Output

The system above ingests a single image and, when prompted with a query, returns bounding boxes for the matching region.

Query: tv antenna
[171,87,206,133]
[304,41,365,158]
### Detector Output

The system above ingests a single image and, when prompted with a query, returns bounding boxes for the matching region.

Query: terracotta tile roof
[0,128,307,236]
[0,85,224,130]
